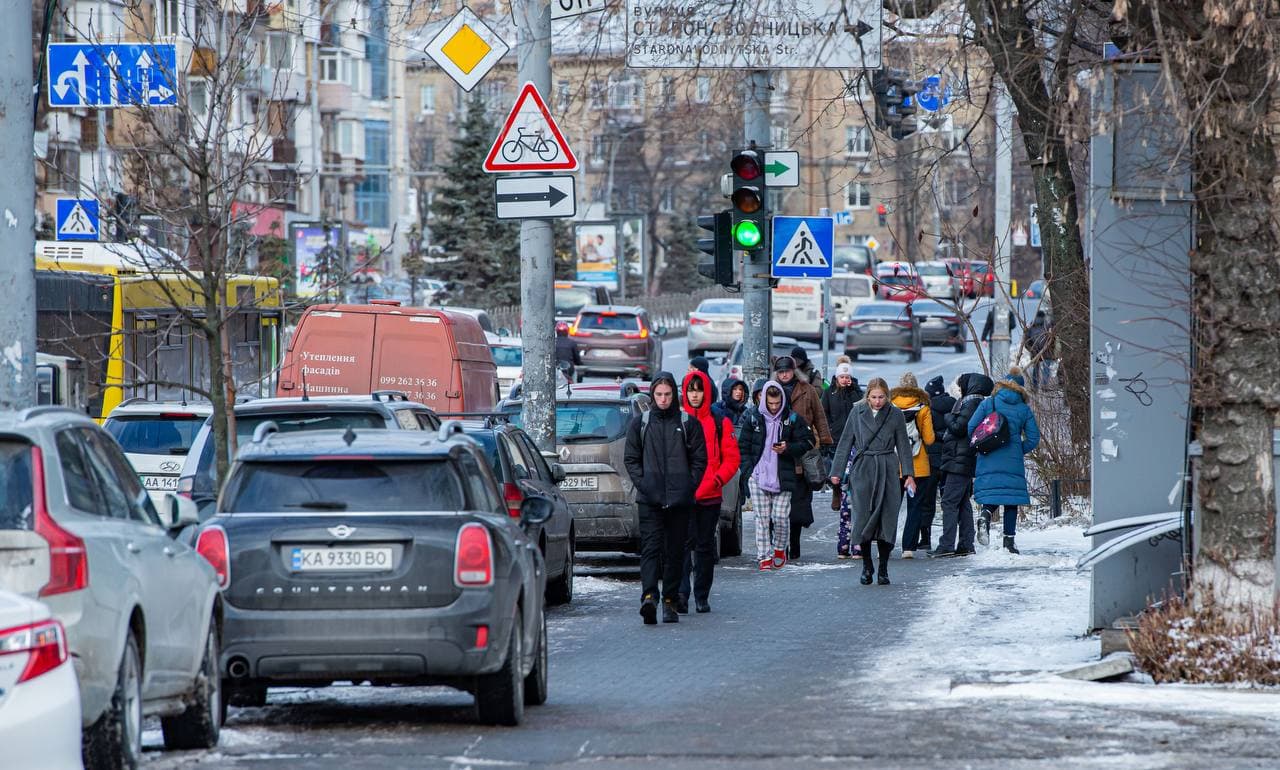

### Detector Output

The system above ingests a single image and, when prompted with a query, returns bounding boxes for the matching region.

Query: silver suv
[0,407,223,769]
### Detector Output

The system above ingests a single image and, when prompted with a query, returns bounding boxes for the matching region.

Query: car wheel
[523,608,548,707]
[83,631,143,770]
[475,608,525,726]
[547,532,574,606]
[161,617,222,750]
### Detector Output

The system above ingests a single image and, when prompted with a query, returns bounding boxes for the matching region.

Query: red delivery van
[276,300,498,410]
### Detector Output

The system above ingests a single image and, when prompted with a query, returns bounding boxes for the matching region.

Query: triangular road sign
[775,220,829,268]
[57,201,98,239]
[484,82,579,173]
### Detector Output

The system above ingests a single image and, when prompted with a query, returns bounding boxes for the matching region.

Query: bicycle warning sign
[484,82,579,173]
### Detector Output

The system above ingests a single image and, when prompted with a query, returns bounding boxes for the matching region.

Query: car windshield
[970,263,990,274]
[879,275,914,287]
[491,346,522,367]
[105,414,207,455]
[463,430,504,479]
[555,288,595,316]
[223,459,465,513]
[833,246,871,273]
[855,304,910,319]
[0,441,34,530]
[831,277,873,297]
[916,263,949,276]
[697,300,743,315]
[576,312,641,332]
[504,402,632,442]
[911,301,950,315]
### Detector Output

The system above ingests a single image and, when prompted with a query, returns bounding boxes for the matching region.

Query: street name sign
[55,199,99,241]
[764,151,799,187]
[423,6,510,92]
[626,0,882,69]
[48,43,178,108]
[484,82,579,173]
[494,176,577,220]
[772,216,834,278]
[552,0,608,20]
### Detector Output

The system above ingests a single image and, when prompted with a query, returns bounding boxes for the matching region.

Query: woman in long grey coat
[828,377,916,586]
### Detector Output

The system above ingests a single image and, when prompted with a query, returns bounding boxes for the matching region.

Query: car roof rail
[251,420,280,444]
[115,396,151,408]
[437,420,467,442]
[371,390,410,402]
[18,405,84,422]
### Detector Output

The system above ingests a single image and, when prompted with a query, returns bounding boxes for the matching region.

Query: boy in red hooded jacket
[676,370,741,614]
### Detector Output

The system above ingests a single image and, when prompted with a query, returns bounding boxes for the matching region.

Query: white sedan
[0,590,82,770]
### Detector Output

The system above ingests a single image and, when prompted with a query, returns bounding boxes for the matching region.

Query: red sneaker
[758,558,773,571]
[772,549,787,570]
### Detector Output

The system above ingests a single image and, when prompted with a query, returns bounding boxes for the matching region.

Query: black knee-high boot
[877,541,892,585]
[859,541,874,585]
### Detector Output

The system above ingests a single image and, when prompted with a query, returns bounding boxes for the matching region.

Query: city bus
[35,240,283,420]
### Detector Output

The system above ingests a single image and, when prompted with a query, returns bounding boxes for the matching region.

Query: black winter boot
[640,594,657,625]
[1003,536,1020,554]
[859,542,874,585]
[675,594,690,615]
[877,541,892,585]
[662,599,679,623]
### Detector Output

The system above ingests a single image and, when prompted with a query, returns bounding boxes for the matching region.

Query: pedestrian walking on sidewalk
[829,378,916,586]
[739,381,813,572]
[891,373,935,559]
[823,360,863,558]
[774,355,832,562]
[970,368,1041,554]
[929,373,994,558]
[790,345,824,388]
[624,372,708,625]
[676,370,740,613]
[713,376,749,427]
[917,375,956,551]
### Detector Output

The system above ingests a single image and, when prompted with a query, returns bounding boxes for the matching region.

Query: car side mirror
[160,492,200,530]
[520,496,554,527]
[656,325,668,337]
[514,466,531,480]
[551,463,567,483]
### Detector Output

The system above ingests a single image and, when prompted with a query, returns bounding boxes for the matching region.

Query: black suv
[207,424,553,726]
[177,393,440,519]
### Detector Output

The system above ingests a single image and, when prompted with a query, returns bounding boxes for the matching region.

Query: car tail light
[454,524,494,588]
[895,320,914,329]
[503,482,524,519]
[160,412,198,420]
[568,324,590,337]
[0,618,68,684]
[622,328,650,339]
[474,625,490,649]
[31,447,87,598]
[196,526,230,589]
[689,316,709,325]
[176,475,194,500]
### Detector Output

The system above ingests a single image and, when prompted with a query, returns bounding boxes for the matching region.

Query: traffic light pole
[741,71,773,386]
[515,0,556,454]
[0,3,37,409]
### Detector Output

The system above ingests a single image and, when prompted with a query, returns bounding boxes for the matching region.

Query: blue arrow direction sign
[55,199,99,242]
[772,216,834,279]
[48,43,178,108]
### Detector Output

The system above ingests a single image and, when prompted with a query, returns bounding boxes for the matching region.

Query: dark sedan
[206,425,552,726]
[910,299,968,353]
[844,302,923,361]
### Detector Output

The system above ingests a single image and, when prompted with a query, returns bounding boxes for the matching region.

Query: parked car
[206,426,552,726]
[178,393,441,520]
[687,298,744,354]
[969,261,995,297]
[875,262,927,302]
[720,336,806,385]
[910,299,968,352]
[452,418,575,604]
[0,407,223,768]
[945,258,977,298]
[0,590,81,770]
[569,306,665,381]
[844,302,923,361]
[833,243,875,275]
[554,282,612,323]
[277,300,499,411]
[915,260,962,300]
[830,274,876,331]
[103,400,212,506]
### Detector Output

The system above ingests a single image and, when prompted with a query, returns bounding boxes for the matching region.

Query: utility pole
[0,3,37,410]
[741,71,772,385]
[991,77,1013,376]
[515,0,556,453]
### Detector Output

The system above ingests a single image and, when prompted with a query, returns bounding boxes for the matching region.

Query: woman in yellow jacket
[891,373,935,558]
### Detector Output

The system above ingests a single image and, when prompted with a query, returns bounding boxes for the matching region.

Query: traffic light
[696,211,734,286]
[877,203,888,227]
[872,70,918,141]
[729,149,767,251]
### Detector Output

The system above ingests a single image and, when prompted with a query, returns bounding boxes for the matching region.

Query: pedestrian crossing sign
[771,216,834,278]
[55,198,99,241]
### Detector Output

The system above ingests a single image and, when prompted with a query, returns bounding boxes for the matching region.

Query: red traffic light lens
[731,152,762,181]
[732,188,762,213]
[876,203,888,215]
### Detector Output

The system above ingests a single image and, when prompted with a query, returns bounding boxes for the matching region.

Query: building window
[659,188,675,213]
[609,77,642,109]
[319,49,340,82]
[367,0,388,100]
[420,84,435,114]
[267,32,293,72]
[589,136,606,165]
[338,121,354,155]
[188,78,209,119]
[661,76,675,107]
[588,80,604,109]
[157,0,183,37]
[771,126,790,149]
[356,120,390,227]
[343,53,363,93]
[846,182,871,209]
[945,123,965,152]
[698,130,711,158]
[846,125,871,157]
[420,137,435,168]
[45,144,79,192]
[844,77,871,101]
[695,76,710,103]
[556,79,571,110]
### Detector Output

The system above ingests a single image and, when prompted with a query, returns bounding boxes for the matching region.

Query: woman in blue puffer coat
[967,368,1040,554]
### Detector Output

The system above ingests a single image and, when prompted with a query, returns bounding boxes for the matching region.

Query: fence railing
[485,286,733,337]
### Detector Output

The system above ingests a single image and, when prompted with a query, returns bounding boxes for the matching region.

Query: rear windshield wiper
[169,447,191,455]
[284,501,349,510]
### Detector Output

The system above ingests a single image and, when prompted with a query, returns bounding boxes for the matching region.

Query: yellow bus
[35,240,283,420]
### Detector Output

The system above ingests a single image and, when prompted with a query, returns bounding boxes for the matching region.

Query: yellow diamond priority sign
[424,6,508,92]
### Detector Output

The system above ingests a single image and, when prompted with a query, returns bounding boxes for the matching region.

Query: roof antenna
[300,365,310,402]
[342,426,356,446]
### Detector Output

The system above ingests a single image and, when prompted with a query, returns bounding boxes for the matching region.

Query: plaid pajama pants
[748,477,791,560]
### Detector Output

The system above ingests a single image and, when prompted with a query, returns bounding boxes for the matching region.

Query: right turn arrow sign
[493,175,577,220]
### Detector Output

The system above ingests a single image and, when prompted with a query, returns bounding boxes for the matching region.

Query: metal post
[515,0,556,453]
[0,3,37,409]
[741,70,772,385]
[991,77,1013,376]
[820,279,830,381]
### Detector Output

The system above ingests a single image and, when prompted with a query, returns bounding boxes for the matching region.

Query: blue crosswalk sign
[56,199,99,242]
[48,43,178,108]
[772,217,834,278]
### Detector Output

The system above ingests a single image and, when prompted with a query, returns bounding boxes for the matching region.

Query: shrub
[1127,594,1280,686]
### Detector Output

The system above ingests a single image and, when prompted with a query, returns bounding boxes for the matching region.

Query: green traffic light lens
[733,221,762,248]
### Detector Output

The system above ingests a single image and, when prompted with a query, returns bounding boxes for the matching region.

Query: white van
[829,274,876,331]
[772,279,829,344]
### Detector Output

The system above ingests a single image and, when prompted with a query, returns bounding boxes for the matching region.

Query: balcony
[271,138,297,164]
[318,82,353,113]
